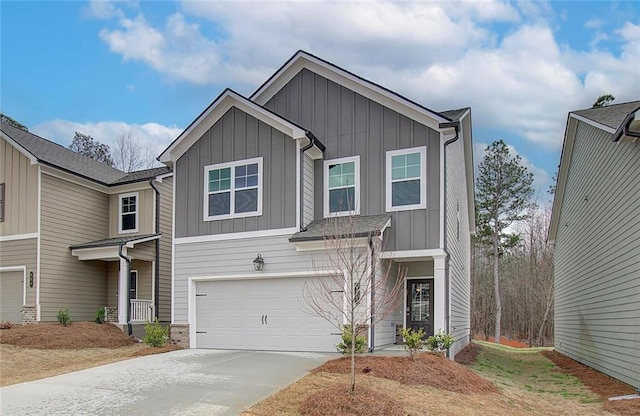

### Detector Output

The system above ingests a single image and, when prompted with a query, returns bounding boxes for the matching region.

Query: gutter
[298,132,325,231]
[149,179,161,321]
[440,120,461,359]
[118,244,132,337]
[368,236,376,352]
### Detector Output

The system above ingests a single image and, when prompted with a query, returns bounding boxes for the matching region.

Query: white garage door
[195,277,342,352]
[0,271,24,323]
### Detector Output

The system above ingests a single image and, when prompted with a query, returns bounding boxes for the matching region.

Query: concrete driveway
[0,349,334,416]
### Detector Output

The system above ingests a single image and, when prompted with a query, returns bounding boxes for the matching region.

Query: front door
[406,279,434,337]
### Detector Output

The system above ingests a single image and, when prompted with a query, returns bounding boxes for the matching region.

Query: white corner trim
[439,131,446,247]
[295,140,301,230]
[171,170,177,324]
[36,165,42,321]
[174,227,298,245]
[0,232,39,242]
[0,265,27,306]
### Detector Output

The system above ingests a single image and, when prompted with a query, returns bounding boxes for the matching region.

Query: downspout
[298,132,324,231]
[118,244,132,337]
[441,121,460,358]
[368,236,376,352]
[149,179,161,320]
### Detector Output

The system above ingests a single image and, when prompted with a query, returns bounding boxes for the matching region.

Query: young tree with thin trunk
[303,213,405,396]
[475,140,533,344]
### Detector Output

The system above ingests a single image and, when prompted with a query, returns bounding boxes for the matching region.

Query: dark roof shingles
[573,100,640,130]
[1,123,171,185]
[289,214,391,242]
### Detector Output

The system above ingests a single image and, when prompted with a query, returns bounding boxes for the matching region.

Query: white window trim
[203,157,263,221]
[323,155,360,217]
[119,192,139,234]
[385,146,427,212]
[130,270,138,300]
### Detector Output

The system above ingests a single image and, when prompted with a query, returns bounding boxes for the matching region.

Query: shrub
[57,309,72,326]
[143,319,168,347]
[95,308,106,324]
[400,327,425,360]
[0,321,13,329]
[426,330,455,353]
[336,325,367,355]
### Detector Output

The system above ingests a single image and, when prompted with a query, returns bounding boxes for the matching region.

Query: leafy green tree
[1,113,28,131]
[476,140,534,344]
[68,132,114,166]
[592,94,615,108]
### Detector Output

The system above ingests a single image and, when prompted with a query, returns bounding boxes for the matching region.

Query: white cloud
[31,119,182,163]
[91,0,640,153]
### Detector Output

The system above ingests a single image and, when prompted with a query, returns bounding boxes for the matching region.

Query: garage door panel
[0,271,24,323]
[196,277,341,352]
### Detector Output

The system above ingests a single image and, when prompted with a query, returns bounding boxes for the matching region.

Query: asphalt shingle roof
[573,100,640,130]
[289,214,391,242]
[1,122,171,185]
[69,234,160,249]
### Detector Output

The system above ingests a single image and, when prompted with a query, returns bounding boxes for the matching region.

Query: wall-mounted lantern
[253,254,265,271]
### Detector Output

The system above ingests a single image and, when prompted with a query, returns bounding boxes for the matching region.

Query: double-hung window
[386,146,427,211]
[119,192,138,233]
[324,156,360,216]
[204,157,263,220]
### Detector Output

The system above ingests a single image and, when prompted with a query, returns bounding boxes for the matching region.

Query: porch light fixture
[253,254,265,271]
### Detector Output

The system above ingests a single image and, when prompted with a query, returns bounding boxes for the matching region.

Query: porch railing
[130,299,154,323]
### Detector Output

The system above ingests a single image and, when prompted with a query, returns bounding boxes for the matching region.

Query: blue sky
[2,1,639,201]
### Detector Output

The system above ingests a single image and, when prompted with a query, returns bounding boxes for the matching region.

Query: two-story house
[0,123,173,333]
[159,51,474,356]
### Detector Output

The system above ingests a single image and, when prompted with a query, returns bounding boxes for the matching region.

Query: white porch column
[433,254,447,334]
[118,254,129,325]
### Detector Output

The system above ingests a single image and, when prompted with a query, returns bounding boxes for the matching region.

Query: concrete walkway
[0,349,334,416]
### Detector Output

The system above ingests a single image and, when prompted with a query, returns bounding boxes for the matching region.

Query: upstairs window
[386,146,427,211]
[119,192,138,233]
[204,157,263,221]
[324,156,360,216]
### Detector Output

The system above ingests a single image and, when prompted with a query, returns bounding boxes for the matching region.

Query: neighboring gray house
[0,123,173,332]
[549,100,640,389]
[160,51,475,356]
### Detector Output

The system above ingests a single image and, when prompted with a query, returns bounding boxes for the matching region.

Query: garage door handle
[261,315,264,325]
[265,315,268,325]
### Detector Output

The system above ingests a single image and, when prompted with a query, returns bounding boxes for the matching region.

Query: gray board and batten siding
[264,68,441,251]
[174,107,297,238]
[553,120,640,388]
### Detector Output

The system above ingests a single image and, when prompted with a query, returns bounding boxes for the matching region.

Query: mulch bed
[542,350,640,415]
[0,322,137,349]
[455,341,483,365]
[313,352,498,394]
[300,384,404,416]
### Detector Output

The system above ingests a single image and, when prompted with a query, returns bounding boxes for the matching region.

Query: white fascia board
[125,234,161,248]
[71,246,120,261]
[0,131,38,164]
[159,90,306,164]
[548,116,577,241]
[155,172,174,183]
[293,237,369,252]
[251,52,448,131]
[380,248,447,261]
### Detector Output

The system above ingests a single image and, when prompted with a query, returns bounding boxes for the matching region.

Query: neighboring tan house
[159,51,475,356]
[0,123,173,332]
[549,100,640,389]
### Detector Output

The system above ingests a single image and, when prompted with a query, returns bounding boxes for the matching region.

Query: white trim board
[0,232,38,242]
[174,227,298,245]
